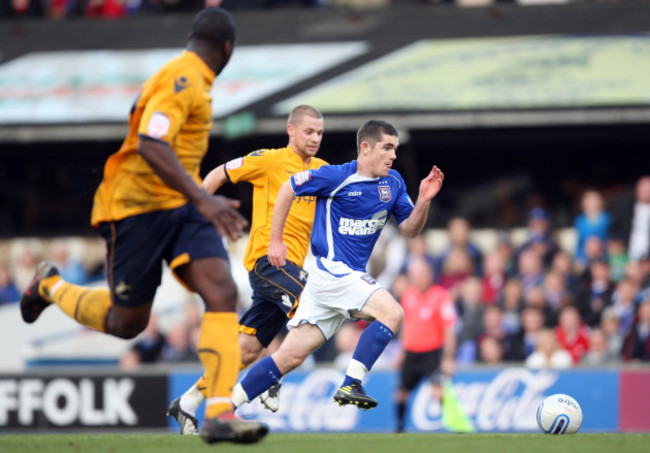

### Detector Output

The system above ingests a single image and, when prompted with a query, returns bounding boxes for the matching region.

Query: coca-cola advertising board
[171,368,620,433]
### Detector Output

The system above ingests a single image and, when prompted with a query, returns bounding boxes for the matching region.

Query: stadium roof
[1,2,650,142]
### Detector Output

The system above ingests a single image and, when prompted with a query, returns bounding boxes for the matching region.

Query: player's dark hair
[189,7,236,48]
[288,105,323,127]
[356,119,398,154]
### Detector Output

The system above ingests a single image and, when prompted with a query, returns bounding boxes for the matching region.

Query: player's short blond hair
[287,105,323,127]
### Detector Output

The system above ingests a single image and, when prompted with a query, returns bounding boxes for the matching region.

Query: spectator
[575,236,607,277]
[517,248,545,297]
[524,286,556,327]
[600,306,625,358]
[0,263,20,305]
[454,276,485,364]
[498,278,523,334]
[610,277,641,335]
[525,328,573,370]
[574,189,611,268]
[610,175,650,263]
[478,336,504,365]
[84,0,126,17]
[0,0,45,17]
[399,233,436,280]
[517,207,559,267]
[511,306,546,361]
[583,328,619,366]
[542,269,572,312]
[439,246,474,299]
[13,241,42,292]
[495,230,517,277]
[477,305,519,362]
[127,313,166,364]
[50,239,88,285]
[161,322,199,363]
[554,306,590,365]
[607,236,629,283]
[437,217,483,277]
[574,259,614,328]
[550,250,577,293]
[481,250,507,305]
[621,298,650,361]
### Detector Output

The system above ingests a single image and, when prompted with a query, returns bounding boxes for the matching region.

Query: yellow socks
[41,275,112,333]
[198,312,241,418]
[194,356,247,400]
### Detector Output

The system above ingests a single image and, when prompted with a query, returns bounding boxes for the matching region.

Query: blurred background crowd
[2,175,648,370]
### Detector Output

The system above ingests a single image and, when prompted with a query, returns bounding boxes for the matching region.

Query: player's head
[287,105,324,161]
[356,119,399,178]
[188,8,237,73]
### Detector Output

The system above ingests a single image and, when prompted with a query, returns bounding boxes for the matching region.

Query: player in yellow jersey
[167,105,327,434]
[18,8,267,444]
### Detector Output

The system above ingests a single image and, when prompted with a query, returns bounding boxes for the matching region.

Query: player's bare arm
[138,138,247,241]
[267,181,295,267]
[399,165,444,238]
[202,164,228,194]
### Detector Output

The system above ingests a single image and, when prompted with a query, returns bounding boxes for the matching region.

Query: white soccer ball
[536,393,583,434]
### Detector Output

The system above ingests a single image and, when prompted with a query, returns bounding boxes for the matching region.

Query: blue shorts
[239,256,307,348]
[99,203,229,307]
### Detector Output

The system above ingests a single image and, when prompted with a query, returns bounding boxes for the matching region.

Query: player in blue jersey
[230,119,444,410]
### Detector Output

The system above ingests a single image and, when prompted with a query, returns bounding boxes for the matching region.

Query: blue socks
[342,321,394,386]
[240,356,283,401]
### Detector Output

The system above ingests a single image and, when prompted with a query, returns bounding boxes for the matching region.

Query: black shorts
[239,256,307,348]
[100,202,229,307]
[399,348,443,392]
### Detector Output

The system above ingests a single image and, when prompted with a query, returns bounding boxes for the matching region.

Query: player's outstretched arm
[267,181,295,268]
[398,165,444,238]
[202,164,228,194]
[138,138,247,241]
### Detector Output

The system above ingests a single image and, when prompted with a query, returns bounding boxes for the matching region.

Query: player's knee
[203,276,238,311]
[240,345,262,366]
[275,350,306,374]
[380,303,403,332]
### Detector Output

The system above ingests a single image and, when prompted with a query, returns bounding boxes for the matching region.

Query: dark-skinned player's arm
[138,138,247,241]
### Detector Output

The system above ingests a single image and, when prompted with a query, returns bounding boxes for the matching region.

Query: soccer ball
[536,393,583,434]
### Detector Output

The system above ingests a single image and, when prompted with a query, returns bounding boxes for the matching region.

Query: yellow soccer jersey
[224,146,328,271]
[91,51,215,226]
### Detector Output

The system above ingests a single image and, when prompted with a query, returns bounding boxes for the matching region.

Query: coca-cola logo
[411,369,559,431]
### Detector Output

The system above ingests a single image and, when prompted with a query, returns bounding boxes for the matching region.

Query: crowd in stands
[2,175,649,369]
[0,0,325,19]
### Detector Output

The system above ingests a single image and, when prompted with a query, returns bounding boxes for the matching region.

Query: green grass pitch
[1,433,648,453]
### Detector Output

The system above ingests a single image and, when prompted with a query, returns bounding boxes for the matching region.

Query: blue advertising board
[168,367,618,433]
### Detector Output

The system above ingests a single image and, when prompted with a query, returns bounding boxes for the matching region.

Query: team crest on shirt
[226,157,244,170]
[294,170,312,186]
[378,185,391,202]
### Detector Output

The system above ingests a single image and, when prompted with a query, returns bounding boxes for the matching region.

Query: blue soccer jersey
[290,161,414,272]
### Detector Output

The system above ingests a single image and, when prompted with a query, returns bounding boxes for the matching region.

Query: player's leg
[20,217,165,339]
[170,256,304,427]
[335,288,403,409]
[170,205,267,444]
[168,330,263,434]
[244,256,307,411]
[231,323,325,408]
[395,350,437,432]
